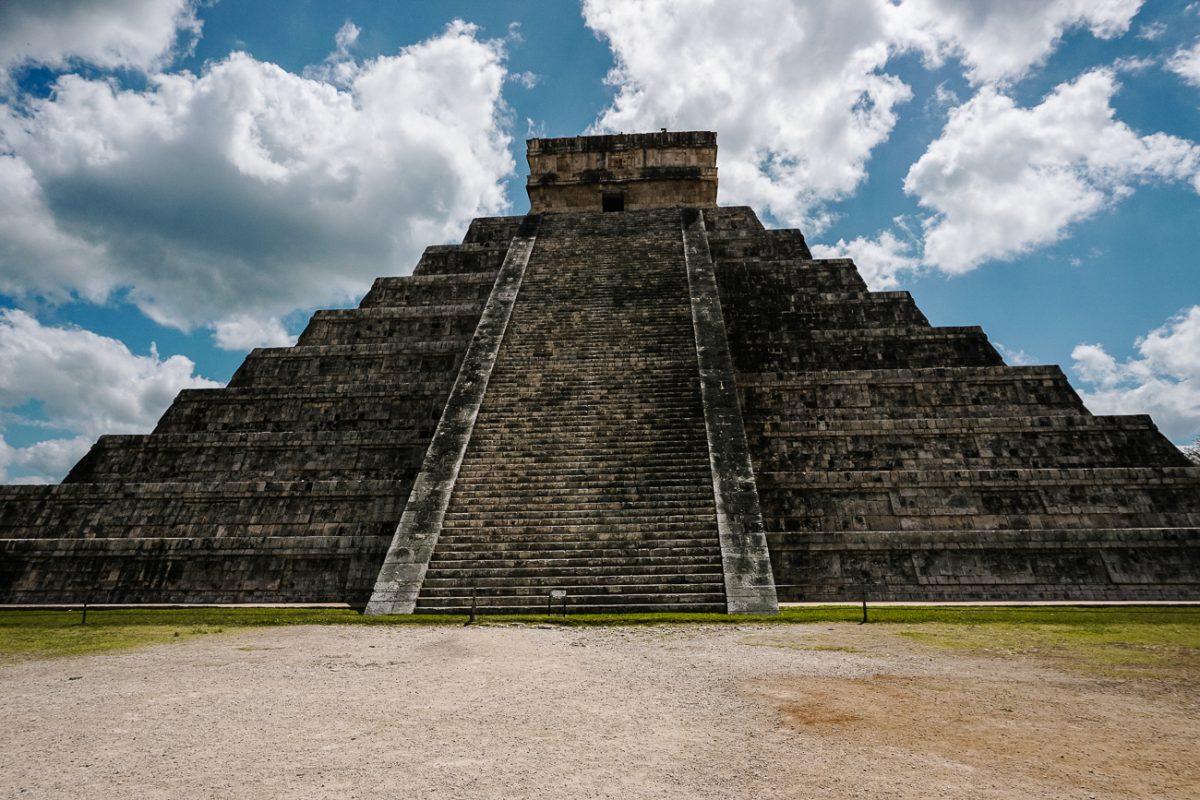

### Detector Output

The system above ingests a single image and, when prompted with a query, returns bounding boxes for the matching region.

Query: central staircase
[415,210,727,613]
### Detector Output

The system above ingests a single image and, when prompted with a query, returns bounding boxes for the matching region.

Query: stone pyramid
[2,131,1197,613]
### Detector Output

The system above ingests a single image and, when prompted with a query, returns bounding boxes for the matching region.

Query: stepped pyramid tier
[2,131,1198,610]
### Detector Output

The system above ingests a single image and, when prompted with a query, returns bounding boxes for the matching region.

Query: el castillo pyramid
[2,131,1197,613]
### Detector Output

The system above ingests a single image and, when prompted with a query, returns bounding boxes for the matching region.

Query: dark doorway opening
[602,192,625,212]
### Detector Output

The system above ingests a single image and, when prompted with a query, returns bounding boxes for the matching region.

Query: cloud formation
[810,230,920,290]
[1072,305,1200,443]
[0,0,201,88]
[0,20,514,347]
[906,69,1200,272]
[583,0,911,231]
[0,309,219,482]
[583,0,1146,232]
[893,0,1142,85]
[1168,40,1200,87]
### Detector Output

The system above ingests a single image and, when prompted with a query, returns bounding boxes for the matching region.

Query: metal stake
[860,568,869,625]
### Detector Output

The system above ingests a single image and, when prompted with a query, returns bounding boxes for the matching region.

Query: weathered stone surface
[527,131,717,213]
[366,216,540,615]
[412,209,731,614]
[682,208,778,614]
[2,130,1197,608]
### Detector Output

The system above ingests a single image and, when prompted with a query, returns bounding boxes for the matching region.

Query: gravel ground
[2,623,1196,799]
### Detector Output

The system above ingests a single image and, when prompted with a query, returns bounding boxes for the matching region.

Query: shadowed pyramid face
[525,130,718,213]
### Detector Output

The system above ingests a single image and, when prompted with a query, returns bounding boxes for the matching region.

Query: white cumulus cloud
[1168,40,1200,88]
[0,309,220,482]
[582,0,1146,232]
[0,0,201,89]
[1071,305,1200,443]
[892,0,1143,85]
[810,229,920,289]
[583,0,913,231]
[212,314,296,351]
[0,20,514,343]
[905,68,1200,273]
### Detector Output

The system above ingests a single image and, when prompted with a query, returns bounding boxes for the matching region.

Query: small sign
[549,590,567,600]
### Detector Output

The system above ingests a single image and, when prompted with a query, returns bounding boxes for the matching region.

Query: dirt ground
[2,623,1196,799]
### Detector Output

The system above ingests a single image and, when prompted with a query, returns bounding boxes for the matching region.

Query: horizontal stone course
[155,384,451,434]
[64,431,428,482]
[0,535,390,604]
[359,271,498,308]
[738,366,1087,420]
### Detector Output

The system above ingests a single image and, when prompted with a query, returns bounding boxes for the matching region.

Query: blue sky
[0,0,1198,482]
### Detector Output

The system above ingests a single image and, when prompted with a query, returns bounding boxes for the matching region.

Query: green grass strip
[2,605,1197,662]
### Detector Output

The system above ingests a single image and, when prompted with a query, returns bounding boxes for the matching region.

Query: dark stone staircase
[415,210,726,613]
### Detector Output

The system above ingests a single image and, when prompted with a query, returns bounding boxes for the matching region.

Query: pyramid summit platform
[2,131,1198,613]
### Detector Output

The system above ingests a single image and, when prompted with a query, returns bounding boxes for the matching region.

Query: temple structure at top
[526,130,718,213]
[2,131,1197,612]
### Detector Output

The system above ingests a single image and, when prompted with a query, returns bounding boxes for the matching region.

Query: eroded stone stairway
[415,210,727,612]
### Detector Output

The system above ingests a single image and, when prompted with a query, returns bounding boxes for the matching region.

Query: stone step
[759,465,1200,532]
[422,568,720,587]
[450,485,714,499]
[63,430,428,483]
[750,414,1187,471]
[432,531,723,546]
[414,600,726,614]
[452,467,712,481]
[420,580,726,598]
[154,384,451,434]
[360,271,498,308]
[451,482,712,495]
[417,582,724,599]
[296,305,484,347]
[0,479,406,539]
[444,506,716,521]
[467,430,707,443]
[429,542,721,558]
[228,341,469,388]
[455,450,709,464]
[427,548,723,563]
[452,471,711,485]
[410,243,511,277]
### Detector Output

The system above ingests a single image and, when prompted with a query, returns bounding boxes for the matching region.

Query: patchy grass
[0,608,462,663]
[897,615,1200,681]
[2,605,1197,664]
